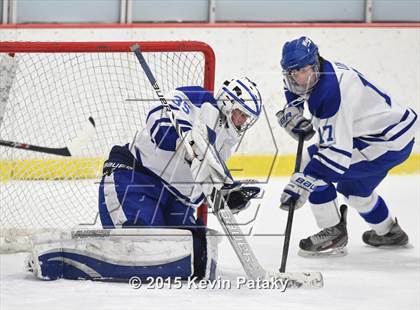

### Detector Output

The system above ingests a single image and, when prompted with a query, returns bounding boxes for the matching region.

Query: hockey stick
[131,44,322,288]
[0,53,17,128]
[210,190,322,288]
[130,44,232,183]
[210,189,266,280]
[130,44,195,158]
[0,117,96,156]
[280,133,305,272]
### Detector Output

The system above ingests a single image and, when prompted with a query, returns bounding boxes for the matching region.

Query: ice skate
[299,205,348,257]
[362,219,409,247]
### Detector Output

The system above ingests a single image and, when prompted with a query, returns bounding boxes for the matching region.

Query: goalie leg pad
[181,217,222,280]
[205,229,221,280]
[28,229,194,281]
[27,228,221,281]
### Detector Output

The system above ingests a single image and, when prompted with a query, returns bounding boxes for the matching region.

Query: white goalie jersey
[128,86,239,207]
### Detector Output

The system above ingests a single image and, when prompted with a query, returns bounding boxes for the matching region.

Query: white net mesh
[0,41,214,252]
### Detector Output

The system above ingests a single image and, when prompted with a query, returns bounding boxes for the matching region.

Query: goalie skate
[298,205,348,257]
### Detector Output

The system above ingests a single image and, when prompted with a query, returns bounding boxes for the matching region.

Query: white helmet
[215,77,262,135]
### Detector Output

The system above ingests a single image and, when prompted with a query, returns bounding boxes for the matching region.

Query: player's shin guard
[299,187,347,257]
[362,219,409,247]
[26,228,221,281]
[346,193,394,235]
[347,193,409,247]
[309,185,341,229]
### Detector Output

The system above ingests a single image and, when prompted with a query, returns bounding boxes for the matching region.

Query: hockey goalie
[27,77,263,281]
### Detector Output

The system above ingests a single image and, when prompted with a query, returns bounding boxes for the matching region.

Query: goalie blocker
[26,228,221,281]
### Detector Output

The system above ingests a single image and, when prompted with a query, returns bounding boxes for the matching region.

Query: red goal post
[0,41,214,251]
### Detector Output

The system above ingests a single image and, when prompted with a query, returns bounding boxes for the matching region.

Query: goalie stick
[130,44,232,184]
[0,117,96,156]
[130,44,323,288]
[130,44,195,159]
[209,190,323,288]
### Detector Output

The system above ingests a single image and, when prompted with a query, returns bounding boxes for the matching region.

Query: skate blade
[298,247,348,258]
[365,242,413,249]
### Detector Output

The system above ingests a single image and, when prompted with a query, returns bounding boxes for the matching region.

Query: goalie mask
[281,36,320,95]
[215,77,262,136]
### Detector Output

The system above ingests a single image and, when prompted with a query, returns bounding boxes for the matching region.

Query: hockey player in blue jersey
[276,36,417,256]
[98,77,262,277]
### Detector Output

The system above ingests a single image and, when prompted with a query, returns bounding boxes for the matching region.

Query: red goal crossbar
[0,41,215,92]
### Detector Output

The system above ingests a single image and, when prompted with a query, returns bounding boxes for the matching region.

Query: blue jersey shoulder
[176,86,219,111]
[284,90,304,110]
[285,89,299,103]
[176,86,218,145]
[308,60,341,119]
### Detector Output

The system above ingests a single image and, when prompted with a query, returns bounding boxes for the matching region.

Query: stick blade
[267,271,324,289]
[66,117,96,156]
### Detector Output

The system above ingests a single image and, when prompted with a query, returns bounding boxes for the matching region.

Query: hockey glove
[280,173,325,211]
[182,122,210,162]
[187,141,233,197]
[276,106,315,141]
[190,156,228,197]
[219,180,262,214]
[178,123,234,196]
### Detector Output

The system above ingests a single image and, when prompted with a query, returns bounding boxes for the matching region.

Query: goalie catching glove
[210,180,262,214]
[276,105,315,141]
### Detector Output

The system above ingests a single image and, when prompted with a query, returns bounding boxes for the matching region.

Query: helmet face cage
[281,36,321,95]
[228,102,258,133]
[216,77,262,135]
[282,59,320,95]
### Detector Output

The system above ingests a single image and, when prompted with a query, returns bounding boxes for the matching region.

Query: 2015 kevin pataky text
[129,276,289,291]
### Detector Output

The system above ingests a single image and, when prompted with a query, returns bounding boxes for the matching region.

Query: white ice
[1,175,419,310]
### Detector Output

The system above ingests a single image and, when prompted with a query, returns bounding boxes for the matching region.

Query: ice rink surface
[1,175,419,310]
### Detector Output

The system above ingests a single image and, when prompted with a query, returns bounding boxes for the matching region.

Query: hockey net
[0,41,215,252]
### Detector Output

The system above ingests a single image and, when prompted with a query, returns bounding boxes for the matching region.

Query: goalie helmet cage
[0,41,215,252]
